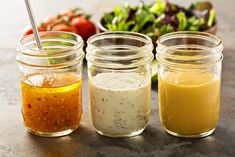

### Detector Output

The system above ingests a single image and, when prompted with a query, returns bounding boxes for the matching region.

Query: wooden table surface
[0,0,234,157]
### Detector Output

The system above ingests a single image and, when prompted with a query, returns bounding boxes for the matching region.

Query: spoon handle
[24,0,43,50]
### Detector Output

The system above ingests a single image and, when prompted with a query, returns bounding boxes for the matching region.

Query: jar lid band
[86,31,154,69]
[156,31,223,67]
[17,31,84,68]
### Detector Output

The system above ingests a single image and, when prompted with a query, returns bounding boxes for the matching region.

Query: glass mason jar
[156,31,223,138]
[86,32,153,138]
[17,31,84,137]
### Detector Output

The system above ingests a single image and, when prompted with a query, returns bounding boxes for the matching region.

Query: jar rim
[157,31,222,49]
[87,31,153,53]
[86,31,153,69]
[18,31,84,57]
[17,31,84,68]
[156,31,223,67]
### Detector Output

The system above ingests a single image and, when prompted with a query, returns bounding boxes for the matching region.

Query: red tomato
[51,23,77,33]
[22,26,44,36]
[41,17,57,30]
[59,9,74,17]
[70,16,96,40]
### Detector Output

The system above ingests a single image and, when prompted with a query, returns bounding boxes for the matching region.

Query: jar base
[25,126,79,137]
[164,128,215,138]
[95,128,145,138]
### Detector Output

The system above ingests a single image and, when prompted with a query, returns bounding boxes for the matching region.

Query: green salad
[102,0,216,37]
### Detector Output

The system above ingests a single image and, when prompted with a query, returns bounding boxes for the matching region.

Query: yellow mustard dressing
[159,71,220,135]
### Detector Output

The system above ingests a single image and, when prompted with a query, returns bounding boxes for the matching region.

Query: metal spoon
[24,0,43,50]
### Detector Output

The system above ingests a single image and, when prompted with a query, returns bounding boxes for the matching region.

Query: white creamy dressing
[89,72,151,136]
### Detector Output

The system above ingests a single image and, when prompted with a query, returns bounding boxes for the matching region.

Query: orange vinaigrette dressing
[21,73,82,133]
[159,71,220,135]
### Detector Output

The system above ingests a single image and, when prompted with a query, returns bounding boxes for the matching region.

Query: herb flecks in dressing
[89,73,151,135]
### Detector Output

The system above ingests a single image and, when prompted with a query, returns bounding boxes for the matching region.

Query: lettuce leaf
[188,16,205,31]
[150,0,166,16]
[176,11,187,31]
[131,5,155,32]
[207,9,216,27]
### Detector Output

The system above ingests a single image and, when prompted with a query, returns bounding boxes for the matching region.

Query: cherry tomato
[41,17,57,30]
[59,9,74,17]
[51,23,77,33]
[22,26,44,36]
[70,16,96,40]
